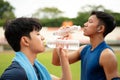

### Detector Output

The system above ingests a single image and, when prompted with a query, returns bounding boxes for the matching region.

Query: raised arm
[59,48,72,80]
[51,47,72,80]
[52,45,86,66]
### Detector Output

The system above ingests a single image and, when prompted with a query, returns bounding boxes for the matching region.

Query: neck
[89,35,104,50]
[20,49,37,65]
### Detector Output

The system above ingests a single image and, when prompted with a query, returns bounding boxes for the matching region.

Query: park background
[0,0,120,80]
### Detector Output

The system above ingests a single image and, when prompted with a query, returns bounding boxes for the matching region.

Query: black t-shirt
[0,61,40,80]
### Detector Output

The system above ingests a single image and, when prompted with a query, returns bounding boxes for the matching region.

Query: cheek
[37,38,45,48]
[30,38,42,47]
[38,41,45,52]
[35,38,43,46]
[84,27,97,36]
[31,39,45,52]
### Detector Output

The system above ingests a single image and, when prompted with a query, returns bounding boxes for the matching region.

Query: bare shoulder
[99,48,119,79]
[99,48,120,79]
[100,48,117,65]
[99,48,118,69]
[78,45,87,54]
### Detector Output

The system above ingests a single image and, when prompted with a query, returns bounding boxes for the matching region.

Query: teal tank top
[80,41,112,80]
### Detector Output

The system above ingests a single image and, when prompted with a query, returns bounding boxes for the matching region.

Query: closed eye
[37,33,40,35]
[88,19,93,23]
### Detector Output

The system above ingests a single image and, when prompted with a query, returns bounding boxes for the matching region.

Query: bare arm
[59,48,72,80]
[100,48,120,80]
[51,47,72,80]
[52,45,86,66]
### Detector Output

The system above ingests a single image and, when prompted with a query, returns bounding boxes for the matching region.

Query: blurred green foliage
[0,1,120,27]
[0,0,15,26]
[40,11,120,27]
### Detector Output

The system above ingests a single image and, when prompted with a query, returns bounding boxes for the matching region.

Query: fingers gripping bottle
[46,25,81,50]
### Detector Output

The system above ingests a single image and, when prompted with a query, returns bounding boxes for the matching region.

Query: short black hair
[3,17,42,52]
[91,11,116,37]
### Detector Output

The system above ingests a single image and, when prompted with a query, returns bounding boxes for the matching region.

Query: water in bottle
[46,39,80,50]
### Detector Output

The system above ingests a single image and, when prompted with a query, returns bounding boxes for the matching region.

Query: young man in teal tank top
[52,11,120,80]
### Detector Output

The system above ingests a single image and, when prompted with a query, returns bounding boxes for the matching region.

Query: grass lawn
[0,49,120,80]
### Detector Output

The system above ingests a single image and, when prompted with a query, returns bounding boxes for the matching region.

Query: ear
[97,25,105,33]
[21,36,30,46]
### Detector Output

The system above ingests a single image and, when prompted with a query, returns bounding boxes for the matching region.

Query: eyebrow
[88,18,93,22]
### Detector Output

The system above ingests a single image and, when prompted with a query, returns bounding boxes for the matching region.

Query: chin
[37,48,45,53]
[83,33,87,36]
[38,50,45,54]
[83,32,89,37]
[41,48,45,52]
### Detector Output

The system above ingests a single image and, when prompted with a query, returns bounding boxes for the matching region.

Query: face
[83,15,100,37]
[28,30,45,53]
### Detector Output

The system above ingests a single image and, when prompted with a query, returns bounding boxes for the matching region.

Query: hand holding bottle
[46,25,81,50]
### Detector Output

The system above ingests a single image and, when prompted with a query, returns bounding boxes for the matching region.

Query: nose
[41,35,45,40]
[83,22,87,27]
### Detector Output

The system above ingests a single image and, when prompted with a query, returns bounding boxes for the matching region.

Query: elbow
[52,60,60,66]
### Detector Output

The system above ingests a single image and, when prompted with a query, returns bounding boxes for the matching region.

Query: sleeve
[0,67,27,80]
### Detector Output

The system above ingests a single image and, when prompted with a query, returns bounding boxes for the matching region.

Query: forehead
[89,15,99,22]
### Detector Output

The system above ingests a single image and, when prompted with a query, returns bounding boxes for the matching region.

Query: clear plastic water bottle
[46,39,80,50]
[53,25,81,36]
